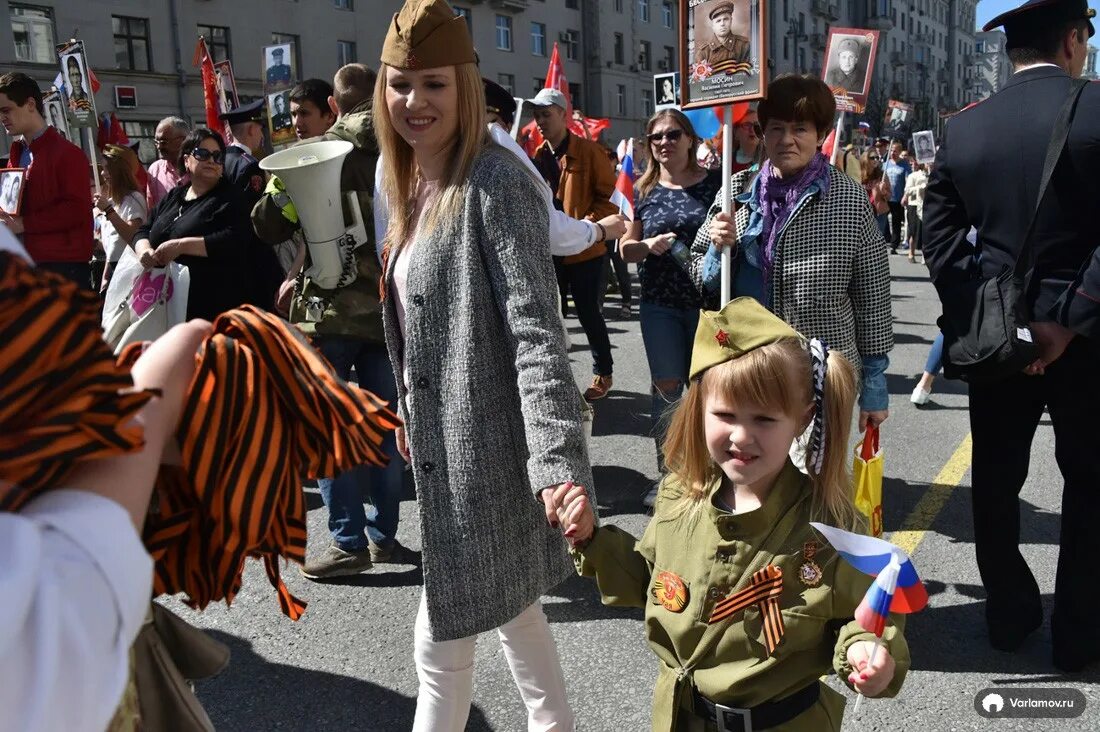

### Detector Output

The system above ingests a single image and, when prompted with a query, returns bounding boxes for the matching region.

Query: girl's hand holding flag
[846,639,897,697]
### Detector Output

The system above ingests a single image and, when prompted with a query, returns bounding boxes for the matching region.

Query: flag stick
[830,111,846,166]
[720,105,733,307]
[87,126,101,195]
[851,635,881,715]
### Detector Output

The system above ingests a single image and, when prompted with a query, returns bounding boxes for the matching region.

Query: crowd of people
[1,0,1098,729]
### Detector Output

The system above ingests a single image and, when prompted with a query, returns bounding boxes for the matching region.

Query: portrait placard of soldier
[0,168,26,216]
[43,92,70,141]
[912,130,936,164]
[267,90,295,147]
[883,99,914,140]
[263,43,294,93]
[653,72,680,111]
[56,41,97,128]
[822,28,879,113]
[680,0,767,109]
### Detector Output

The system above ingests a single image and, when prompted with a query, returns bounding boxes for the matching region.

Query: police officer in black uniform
[218,99,283,309]
[922,0,1100,673]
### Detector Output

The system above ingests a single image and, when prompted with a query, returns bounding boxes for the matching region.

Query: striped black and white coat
[690,165,894,376]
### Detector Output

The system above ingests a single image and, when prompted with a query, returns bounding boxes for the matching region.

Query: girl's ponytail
[807,349,861,531]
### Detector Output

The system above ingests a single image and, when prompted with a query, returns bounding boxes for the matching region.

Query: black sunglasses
[648,129,684,143]
[189,148,224,164]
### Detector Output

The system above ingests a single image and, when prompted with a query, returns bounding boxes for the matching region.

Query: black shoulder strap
[1016,78,1089,279]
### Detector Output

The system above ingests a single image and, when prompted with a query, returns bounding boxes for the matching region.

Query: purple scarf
[757,152,830,283]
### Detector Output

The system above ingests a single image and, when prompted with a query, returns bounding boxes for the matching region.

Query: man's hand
[846,641,896,697]
[0,212,25,234]
[597,213,628,241]
[709,211,736,249]
[1029,320,1076,369]
[859,410,889,431]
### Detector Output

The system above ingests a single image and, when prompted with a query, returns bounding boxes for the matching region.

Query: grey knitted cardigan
[381,144,594,642]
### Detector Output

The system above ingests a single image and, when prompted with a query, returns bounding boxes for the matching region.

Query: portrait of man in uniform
[0,169,25,215]
[913,130,936,164]
[694,1,751,68]
[265,44,293,90]
[824,35,870,93]
[269,91,292,132]
[45,98,69,140]
[62,54,92,112]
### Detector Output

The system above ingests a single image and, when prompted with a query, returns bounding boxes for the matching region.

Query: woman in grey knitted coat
[374,2,593,729]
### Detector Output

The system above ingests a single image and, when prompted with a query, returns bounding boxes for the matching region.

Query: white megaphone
[259,140,367,290]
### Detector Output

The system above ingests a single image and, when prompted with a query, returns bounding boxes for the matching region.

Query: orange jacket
[536,133,618,264]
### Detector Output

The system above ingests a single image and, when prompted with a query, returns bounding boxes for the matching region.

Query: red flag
[88,67,101,94]
[822,127,837,159]
[192,38,222,133]
[523,43,609,154]
[96,112,130,149]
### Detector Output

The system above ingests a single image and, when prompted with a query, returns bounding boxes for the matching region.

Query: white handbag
[102,249,190,353]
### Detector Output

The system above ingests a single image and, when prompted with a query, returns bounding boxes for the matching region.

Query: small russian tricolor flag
[810,522,928,636]
[610,140,635,221]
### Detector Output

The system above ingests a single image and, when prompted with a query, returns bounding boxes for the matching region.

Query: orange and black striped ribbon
[711,61,754,76]
[708,565,786,654]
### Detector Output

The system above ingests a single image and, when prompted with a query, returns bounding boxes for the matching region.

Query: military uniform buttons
[708,586,724,600]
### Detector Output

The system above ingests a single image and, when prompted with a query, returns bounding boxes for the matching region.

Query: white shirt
[101,190,148,264]
[0,491,154,732]
[372,124,599,263]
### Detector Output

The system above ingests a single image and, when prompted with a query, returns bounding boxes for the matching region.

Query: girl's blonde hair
[101,144,140,204]
[373,61,488,254]
[662,338,861,530]
[636,109,704,200]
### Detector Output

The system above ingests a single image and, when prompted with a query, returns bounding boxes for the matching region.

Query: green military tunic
[696,35,751,68]
[574,461,910,732]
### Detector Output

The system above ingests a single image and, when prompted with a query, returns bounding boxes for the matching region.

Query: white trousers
[412,591,575,732]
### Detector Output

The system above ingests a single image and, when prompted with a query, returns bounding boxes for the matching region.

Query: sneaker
[369,539,421,565]
[583,375,613,401]
[910,385,931,406]
[620,302,633,318]
[641,479,660,510]
[300,543,373,580]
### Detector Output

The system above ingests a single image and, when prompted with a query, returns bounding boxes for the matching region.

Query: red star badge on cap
[715,329,730,348]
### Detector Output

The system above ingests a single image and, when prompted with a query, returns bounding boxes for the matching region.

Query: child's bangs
[701,339,809,417]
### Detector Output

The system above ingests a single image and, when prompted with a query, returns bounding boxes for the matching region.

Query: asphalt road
[180,256,1100,731]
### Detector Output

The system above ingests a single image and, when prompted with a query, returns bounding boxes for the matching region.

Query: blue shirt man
[883,143,911,203]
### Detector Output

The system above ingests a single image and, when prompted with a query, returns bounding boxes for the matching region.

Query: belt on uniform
[693,681,820,732]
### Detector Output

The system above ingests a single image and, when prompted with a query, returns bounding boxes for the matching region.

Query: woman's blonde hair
[101,144,140,203]
[373,61,488,254]
[662,338,861,530]
[636,109,704,200]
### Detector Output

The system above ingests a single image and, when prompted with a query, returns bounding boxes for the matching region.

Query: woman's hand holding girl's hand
[647,233,676,256]
[846,641,896,697]
[552,481,594,547]
[709,211,737,249]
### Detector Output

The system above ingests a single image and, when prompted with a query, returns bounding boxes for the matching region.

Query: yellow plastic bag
[853,425,884,537]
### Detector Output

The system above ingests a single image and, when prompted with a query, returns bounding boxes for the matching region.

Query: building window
[498,73,515,95]
[533,77,544,95]
[563,30,579,60]
[639,40,652,71]
[454,6,472,33]
[642,88,653,116]
[615,0,623,12]
[271,33,301,76]
[113,16,151,71]
[783,0,789,21]
[569,82,581,107]
[495,15,513,51]
[614,33,624,64]
[784,36,789,60]
[662,2,674,27]
[663,45,675,70]
[531,22,546,56]
[616,84,626,115]
[333,0,353,8]
[123,120,158,165]
[338,40,357,65]
[566,0,579,8]
[639,0,650,22]
[197,25,231,62]
[798,48,806,72]
[10,4,55,64]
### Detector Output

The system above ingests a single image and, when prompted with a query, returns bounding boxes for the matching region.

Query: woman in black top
[620,110,721,507]
[133,128,252,321]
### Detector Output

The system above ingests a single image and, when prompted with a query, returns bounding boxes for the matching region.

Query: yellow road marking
[889,433,973,557]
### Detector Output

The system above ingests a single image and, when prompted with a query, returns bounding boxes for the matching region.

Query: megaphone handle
[345,191,365,240]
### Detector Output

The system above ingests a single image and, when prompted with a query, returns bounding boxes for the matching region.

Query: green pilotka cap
[689,298,803,380]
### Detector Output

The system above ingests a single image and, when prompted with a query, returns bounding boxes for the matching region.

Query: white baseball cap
[528,88,568,110]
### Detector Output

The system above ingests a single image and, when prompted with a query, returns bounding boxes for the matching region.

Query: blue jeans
[316,337,405,552]
[925,331,944,375]
[640,302,698,461]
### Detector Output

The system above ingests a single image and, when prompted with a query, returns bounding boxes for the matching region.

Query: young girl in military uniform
[555,297,910,731]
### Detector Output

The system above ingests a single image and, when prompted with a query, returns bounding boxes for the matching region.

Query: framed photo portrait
[883,99,914,141]
[680,0,767,110]
[912,130,937,164]
[56,41,97,128]
[263,43,294,93]
[653,72,680,111]
[268,90,295,147]
[0,168,27,216]
[43,92,71,141]
[822,28,879,114]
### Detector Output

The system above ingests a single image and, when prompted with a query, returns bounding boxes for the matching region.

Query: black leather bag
[940,79,1088,384]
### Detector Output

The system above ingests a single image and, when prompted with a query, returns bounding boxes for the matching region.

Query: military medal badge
[798,541,823,588]
[653,571,688,613]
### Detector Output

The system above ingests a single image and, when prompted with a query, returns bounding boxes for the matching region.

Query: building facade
[1086,43,1099,81]
[2,0,987,158]
[972,29,1010,99]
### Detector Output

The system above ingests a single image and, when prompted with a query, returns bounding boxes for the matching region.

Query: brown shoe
[583,375,612,401]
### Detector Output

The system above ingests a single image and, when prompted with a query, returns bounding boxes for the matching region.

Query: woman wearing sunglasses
[132,127,253,320]
[620,110,721,508]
